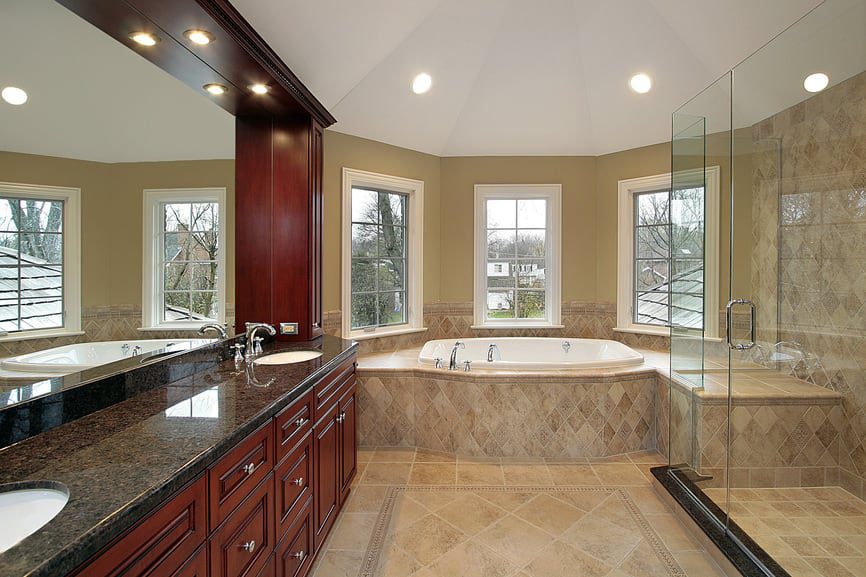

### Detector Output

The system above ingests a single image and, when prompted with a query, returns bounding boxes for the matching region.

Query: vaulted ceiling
[233,0,822,156]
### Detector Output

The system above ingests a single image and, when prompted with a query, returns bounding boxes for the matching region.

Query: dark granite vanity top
[0,335,357,577]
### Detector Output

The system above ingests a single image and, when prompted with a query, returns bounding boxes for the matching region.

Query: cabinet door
[209,473,275,577]
[313,402,340,551]
[76,475,207,577]
[338,386,357,505]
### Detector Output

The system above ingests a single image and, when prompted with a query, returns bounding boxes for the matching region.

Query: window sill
[0,329,85,343]
[471,324,565,330]
[614,326,671,337]
[347,327,427,341]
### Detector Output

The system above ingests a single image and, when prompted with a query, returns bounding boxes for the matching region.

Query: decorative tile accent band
[324,301,671,354]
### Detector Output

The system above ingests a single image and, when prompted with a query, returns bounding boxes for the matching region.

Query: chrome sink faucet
[449,340,465,371]
[245,322,276,359]
[198,322,228,340]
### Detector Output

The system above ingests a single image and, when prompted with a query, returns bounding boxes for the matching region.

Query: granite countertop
[0,335,357,577]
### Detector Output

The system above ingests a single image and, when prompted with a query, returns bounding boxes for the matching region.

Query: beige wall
[439,156,598,303]
[323,131,441,309]
[0,151,235,309]
[594,142,670,303]
[322,132,682,309]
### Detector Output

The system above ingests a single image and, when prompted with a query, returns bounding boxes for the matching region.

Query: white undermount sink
[253,351,323,365]
[0,483,69,553]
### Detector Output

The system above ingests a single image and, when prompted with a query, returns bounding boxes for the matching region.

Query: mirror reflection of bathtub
[0,339,214,380]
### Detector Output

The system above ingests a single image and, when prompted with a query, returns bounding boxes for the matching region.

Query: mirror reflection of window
[164,386,220,419]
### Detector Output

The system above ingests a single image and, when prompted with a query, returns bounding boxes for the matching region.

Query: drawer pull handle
[243,462,256,475]
[294,417,308,428]
[293,477,304,486]
[336,412,345,424]
[242,540,256,553]
[293,550,305,560]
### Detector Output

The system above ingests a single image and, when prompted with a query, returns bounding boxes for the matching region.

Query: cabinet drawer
[210,420,274,529]
[275,431,313,540]
[313,357,355,424]
[274,390,313,463]
[209,473,276,577]
[173,544,208,577]
[256,553,276,577]
[76,475,207,577]
[276,501,313,577]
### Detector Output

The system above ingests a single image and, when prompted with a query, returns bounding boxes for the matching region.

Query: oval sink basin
[254,351,323,365]
[0,482,69,553]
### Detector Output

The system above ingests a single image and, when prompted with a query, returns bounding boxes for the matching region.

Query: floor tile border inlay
[359,485,688,577]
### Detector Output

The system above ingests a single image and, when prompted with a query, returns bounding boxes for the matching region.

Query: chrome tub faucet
[449,341,465,370]
[487,343,500,362]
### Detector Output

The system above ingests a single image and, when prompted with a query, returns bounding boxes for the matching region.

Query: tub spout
[449,341,465,370]
[487,343,500,362]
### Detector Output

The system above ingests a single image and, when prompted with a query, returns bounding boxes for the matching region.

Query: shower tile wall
[752,70,866,498]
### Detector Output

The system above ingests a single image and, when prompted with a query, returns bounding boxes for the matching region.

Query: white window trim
[0,182,82,342]
[473,184,562,329]
[142,187,227,330]
[615,167,719,338]
[341,168,424,340]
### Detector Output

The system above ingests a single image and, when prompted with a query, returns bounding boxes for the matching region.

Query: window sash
[349,187,409,331]
[0,196,67,334]
[143,188,226,329]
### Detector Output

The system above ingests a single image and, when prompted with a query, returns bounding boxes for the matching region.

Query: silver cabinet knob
[243,462,256,475]
[293,477,304,486]
[292,550,305,560]
[242,540,256,553]
[294,417,308,428]
[335,412,344,424]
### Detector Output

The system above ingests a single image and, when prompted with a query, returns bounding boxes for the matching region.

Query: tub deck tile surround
[358,346,845,485]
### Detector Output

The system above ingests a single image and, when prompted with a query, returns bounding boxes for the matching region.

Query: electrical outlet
[280,322,299,335]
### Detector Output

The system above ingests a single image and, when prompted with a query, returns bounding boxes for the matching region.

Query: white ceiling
[233,0,824,156]
[0,0,234,164]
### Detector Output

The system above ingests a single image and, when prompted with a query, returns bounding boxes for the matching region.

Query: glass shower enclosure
[666,1,866,575]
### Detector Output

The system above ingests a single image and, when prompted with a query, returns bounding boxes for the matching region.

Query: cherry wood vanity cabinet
[73,355,357,577]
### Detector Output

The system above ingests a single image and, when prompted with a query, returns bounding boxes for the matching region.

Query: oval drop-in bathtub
[418,337,644,370]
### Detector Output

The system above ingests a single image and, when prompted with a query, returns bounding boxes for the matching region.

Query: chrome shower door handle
[726,299,756,351]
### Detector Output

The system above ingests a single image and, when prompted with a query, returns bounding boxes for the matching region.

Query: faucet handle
[463,360,472,372]
[253,336,264,356]
[434,357,443,369]
[232,343,245,364]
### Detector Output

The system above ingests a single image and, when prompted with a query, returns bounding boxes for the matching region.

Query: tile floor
[309,447,728,577]
[704,486,866,577]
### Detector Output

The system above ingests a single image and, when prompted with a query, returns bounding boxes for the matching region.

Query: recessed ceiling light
[1,86,28,106]
[184,29,214,45]
[129,32,159,46]
[629,73,652,94]
[203,83,228,95]
[412,73,432,95]
[250,83,269,95]
[804,72,829,93]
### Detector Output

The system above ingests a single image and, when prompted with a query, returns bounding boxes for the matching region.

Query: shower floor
[704,487,866,577]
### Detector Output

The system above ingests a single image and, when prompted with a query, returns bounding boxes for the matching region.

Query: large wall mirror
[0,0,236,398]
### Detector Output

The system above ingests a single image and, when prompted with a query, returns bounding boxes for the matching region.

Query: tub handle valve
[463,360,472,372]
[434,357,443,369]
[562,340,571,353]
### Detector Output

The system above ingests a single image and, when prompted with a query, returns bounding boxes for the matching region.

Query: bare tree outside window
[350,187,407,329]
[162,202,219,322]
[0,197,64,332]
